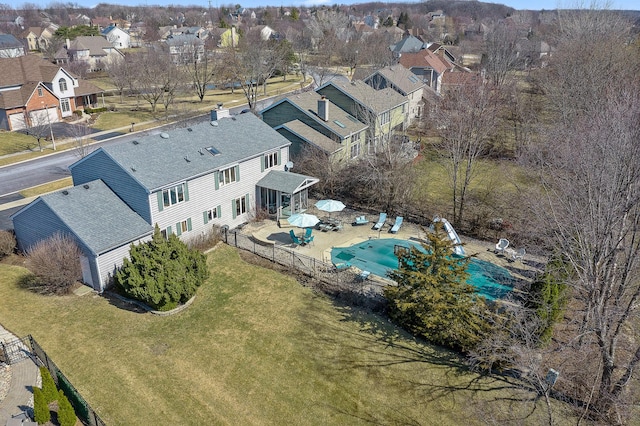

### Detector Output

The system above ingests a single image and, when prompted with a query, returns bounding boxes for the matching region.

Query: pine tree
[57,389,77,426]
[385,223,491,352]
[115,225,209,311]
[40,366,58,404]
[33,387,51,425]
[525,254,568,343]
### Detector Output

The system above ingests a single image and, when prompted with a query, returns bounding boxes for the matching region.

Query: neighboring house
[261,91,368,161]
[316,80,408,150]
[0,55,104,129]
[218,27,238,48]
[359,64,425,123]
[0,34,25,58]
[389,34,425,54]
[398,49,454,93]
[426,42,457,63]
[21,27,43,51]
[12,112,318,291]
[0,81,60,131]
[252,25,275,41]
[101,24,131,49]
[12,180,154,291]
[165,34,204,64]
[38,24,59,51]
[60,36,125,72]
[440,70,484,96]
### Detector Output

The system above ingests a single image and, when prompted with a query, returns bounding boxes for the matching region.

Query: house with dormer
[398,48,454,93]
[12,111,318,291]
[60,36,125,72]
[0,55,103,130]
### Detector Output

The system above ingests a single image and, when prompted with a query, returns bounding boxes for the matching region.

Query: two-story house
[398,48,454,94]
[61,36,125,72]
[316,80,408,152]
[101,24,131,49]
[0,55,103,130]
[12,112,318,291]
[359,64,425,124]
[261,91,368,162]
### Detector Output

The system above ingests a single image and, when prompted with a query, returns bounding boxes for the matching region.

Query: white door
[9,112,26,130]
[29,107,58,125]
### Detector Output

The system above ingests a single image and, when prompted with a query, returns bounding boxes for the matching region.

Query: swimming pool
[331,238,514,300]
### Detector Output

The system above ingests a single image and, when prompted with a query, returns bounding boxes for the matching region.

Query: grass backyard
[0,246,573,425]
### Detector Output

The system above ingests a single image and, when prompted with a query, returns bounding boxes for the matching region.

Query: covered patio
[256,170,319,220]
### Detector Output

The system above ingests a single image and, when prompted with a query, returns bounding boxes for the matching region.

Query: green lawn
[0,246,573,425]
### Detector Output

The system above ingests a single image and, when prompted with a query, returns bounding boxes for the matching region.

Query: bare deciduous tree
[431,80,498,227]
[483,22,519,87]
[26,233,82,295]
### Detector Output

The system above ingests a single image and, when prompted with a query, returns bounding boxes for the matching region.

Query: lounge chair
[389,216,403,233]
[353,215,368,226]
[372,213,387,230]
[304,228,313,239]
[511,247,526,262]
[495,238,509,255]
[289,229,303,246]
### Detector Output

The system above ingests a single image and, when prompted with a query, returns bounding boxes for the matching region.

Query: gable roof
[71,113,292,192]
[68,36,114,56]
[256,170,319,194]
[0,55,66,87]
[0,82,54,109]
[74,79,104,96]
[14,179,153,255]
[264,91,367,139]
[276,119,342,154]
[0,34,23,49]
[398,49,453,74]
[390,35,425,53]
[318,80,407,115]
[363,64,425,96]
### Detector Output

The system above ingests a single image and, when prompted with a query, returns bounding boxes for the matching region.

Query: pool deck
[242,208,543,284]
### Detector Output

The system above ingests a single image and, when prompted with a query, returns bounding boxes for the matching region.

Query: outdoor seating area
[494,238,526,262]
[317,217,343,232]
[289,228,315,246]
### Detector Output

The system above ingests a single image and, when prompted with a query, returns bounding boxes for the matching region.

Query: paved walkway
[0,326,39,425]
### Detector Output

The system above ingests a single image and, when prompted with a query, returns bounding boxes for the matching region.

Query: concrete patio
[242,207,541,284]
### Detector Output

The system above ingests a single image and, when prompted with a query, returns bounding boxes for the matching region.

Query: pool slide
[433,216,465,256]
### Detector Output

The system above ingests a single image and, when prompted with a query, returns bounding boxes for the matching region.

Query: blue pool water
[331,238,514,300]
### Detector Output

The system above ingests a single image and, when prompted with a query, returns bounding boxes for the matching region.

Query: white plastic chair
[495,238,509,255]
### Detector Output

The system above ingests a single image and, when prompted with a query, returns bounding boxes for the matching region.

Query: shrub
[115,225,209,311]
[40,366,58,403]
[26,233,82,295]
[57,389,77,426]
[33,387,51,425]
[0,230,15,258]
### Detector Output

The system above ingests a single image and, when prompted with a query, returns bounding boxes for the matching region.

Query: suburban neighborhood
[0,0,639,425]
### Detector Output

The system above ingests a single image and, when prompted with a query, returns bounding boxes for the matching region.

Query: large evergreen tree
[385,223,490,352]
[115,225,209,311]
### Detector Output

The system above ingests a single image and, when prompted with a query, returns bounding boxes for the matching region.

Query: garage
[8,112,26,130]
[28,107,58,126]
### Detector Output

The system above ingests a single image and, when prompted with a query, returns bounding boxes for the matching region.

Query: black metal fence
[28,335,107,426]
[222,229,386,306]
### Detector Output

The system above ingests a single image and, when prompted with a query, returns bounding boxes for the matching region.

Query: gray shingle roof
[390,35,426,53]
[39,179,153,254]
[271,91,367,138]
[277,119,342,154]
[256,170,318,194]
[320,80,407,114]
[366,64,425,96]
[83,113,291,191]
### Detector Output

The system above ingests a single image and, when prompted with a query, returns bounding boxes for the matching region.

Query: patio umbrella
[315,199,346,214]
[287,213,320,228]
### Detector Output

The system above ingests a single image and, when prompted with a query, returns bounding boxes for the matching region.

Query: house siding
[71,150,152,223]
[95,235,152,291]
[316,85,357,116]
[150,154,286,237]
[13,200,72,252]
